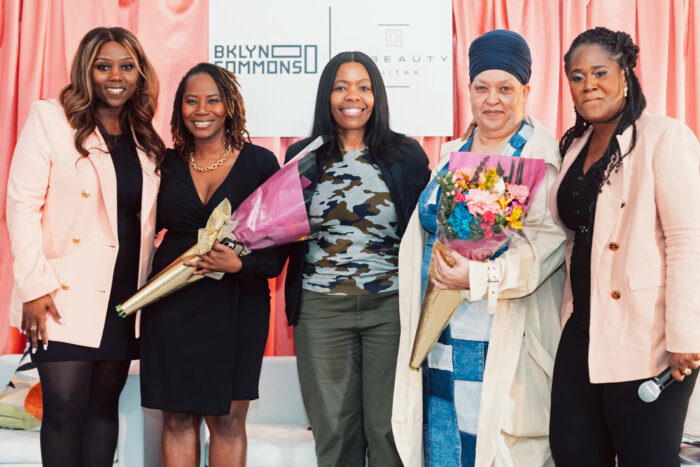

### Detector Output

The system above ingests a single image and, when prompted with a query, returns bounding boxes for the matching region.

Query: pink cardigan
[549,113,700,383]
[6,99,159,348]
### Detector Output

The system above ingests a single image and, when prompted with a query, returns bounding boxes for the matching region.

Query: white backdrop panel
[209,0,452,137]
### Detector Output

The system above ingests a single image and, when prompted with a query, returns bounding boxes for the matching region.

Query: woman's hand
[669,352,700,382]
[21,294,63,354]
[431,249,470,290]
[186,243,242,275]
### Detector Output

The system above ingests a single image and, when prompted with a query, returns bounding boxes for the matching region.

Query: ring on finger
[683,368,692,376]
[29,325,38,332]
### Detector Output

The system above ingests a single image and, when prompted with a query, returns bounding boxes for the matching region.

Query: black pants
[550,316,697,467]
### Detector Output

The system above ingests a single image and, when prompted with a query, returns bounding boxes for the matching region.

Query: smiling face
[330,61,374,138]
[567,43,627,125]
[468,69,530,139]
[181,72,227,145]
[91,41,139,114]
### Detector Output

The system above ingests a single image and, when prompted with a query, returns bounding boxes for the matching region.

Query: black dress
[32,134,142,362]
[140,143,283,414]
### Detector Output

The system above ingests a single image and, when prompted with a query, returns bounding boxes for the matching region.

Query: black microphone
[638,367,674,403]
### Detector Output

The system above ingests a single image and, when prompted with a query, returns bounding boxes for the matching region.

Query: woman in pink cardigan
[6,27,164,466]
[549,27,700,466]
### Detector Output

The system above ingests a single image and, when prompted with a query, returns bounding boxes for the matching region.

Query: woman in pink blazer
[548,27,700,466]
[6,27,165,466]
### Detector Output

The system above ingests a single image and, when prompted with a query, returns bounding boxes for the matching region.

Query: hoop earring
[624,86,628,97]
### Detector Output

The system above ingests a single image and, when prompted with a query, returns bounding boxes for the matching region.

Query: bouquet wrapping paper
[410,152,546,369]
[116,137,326,317]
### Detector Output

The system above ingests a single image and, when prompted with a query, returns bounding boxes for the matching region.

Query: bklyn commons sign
[209,0,452,137]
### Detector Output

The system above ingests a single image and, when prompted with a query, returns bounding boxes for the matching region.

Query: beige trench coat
[392,116,565,466]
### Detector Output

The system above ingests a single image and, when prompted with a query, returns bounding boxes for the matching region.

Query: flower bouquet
[409,151,546,369]
[435,152,543,260]
[116,137,325,317]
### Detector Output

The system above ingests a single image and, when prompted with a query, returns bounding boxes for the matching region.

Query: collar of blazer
[591,119,638,272]
[136,143,159,234]
[85,130,159,243]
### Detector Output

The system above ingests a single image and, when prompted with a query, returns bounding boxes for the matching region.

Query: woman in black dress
[7,27,165,466]
[139,63,283,467]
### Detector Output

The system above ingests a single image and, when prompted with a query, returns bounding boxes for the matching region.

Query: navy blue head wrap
[469,30,532,84]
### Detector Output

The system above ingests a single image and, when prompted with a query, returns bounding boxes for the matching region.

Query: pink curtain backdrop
[1,0,699,355]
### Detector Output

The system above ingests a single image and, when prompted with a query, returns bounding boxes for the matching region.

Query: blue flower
[447,203,474,239]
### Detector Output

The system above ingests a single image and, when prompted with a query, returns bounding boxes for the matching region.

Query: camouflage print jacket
[282,136,430,326]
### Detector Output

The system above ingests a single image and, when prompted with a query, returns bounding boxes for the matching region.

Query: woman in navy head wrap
[467,29,533,148]
[392,30,566,466]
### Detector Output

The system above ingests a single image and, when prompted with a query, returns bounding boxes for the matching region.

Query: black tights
[36,360,130,467]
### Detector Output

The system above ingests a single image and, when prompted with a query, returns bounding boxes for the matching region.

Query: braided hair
[560,27,646,188]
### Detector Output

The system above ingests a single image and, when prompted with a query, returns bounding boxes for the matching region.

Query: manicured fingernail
[25,342,30,350]
[31,347,36,354]
[59,318,65,325]
[19,329,24,334]
[43,344,48,351]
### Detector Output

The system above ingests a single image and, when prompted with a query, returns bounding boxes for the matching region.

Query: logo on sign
[385,29,403,47]
[213,44,318,75]
[372,24,448,79]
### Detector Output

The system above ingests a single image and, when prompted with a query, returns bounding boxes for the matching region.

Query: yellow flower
[507,205,523,229]
[496,196,509,212]
[479,167,500,191]
[480,179,494,191]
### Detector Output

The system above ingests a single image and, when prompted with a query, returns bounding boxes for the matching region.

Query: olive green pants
[294,290,402,467]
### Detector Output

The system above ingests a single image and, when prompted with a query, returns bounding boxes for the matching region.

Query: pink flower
[465,188,500,216]
[481,210,496,224]
[455,166,476,183]
[506,183,530,203]
[482,225,494,239]
[454,191,467,203]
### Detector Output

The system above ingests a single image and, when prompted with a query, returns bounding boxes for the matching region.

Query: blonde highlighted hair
[60,26,165,165]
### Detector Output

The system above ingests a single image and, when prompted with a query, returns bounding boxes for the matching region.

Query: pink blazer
[6,99,160,348]
[549,113,700,383]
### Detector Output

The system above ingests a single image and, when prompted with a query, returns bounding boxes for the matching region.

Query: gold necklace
[189,145,232,173]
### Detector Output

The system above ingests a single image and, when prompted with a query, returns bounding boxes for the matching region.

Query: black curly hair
[560,27,647,188]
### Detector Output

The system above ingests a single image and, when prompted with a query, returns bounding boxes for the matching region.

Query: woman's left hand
[186,243,242,275]
[431,249,470,290]
[669,352,700,382]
